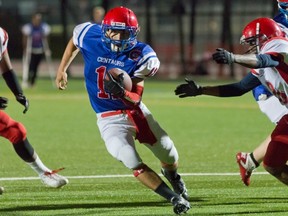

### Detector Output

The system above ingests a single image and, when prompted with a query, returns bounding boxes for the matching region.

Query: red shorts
[0,111,26,143]
[264,114,288,167]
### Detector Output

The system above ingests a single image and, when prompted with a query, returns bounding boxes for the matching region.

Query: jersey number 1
[96,66,115,99]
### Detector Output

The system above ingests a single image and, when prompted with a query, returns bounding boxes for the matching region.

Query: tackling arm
[175,73,260,98]
[212,48,280,68]
[234,53,280,68]
[202,72,261,96]
[56,38,79,90]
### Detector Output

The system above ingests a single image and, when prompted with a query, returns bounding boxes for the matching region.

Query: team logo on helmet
[111,22,126,28]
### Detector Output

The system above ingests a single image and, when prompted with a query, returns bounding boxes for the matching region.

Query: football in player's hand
[105,68,132,91]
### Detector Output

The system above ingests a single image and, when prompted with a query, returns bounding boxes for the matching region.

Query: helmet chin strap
[256,22,260,54]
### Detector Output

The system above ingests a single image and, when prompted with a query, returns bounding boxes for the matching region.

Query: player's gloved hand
[16,94,29,114]
[212,48,235,65]
[104,72,125,97]
[0,96,8,110]
[175,78,202,98]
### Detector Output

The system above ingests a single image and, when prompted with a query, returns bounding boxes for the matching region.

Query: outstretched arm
[56,38,79,90]
[212,48,280,68]
[175,72,261,98]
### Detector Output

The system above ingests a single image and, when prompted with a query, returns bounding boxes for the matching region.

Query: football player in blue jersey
[56,6,190,215]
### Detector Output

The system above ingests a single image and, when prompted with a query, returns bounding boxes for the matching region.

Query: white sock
[246,154,256,172]
[26,155,51,175]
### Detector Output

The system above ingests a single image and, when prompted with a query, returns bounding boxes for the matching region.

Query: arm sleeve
[218,72,261,97]
[2,69,23,96]
[256,54,280,68]
[121,85,143,107]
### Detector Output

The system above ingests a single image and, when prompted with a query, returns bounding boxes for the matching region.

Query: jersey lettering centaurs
[251,37,288,106]
[73,22,160,113]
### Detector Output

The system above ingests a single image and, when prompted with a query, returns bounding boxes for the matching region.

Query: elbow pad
[256,54,279,68]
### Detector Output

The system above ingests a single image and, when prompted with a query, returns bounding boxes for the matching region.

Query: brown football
[105,68,132,91]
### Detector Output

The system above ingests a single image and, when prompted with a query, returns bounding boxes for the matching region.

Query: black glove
[212,48,235,65]
[0,96,8,110]
[175,78,202,98]
[104,72,125,97]
[16,94,29,114]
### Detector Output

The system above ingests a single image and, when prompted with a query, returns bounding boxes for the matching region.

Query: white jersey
[0,27,8,61]
[251,37,288,107]
[278,23,288,37]
[257,95,288,124]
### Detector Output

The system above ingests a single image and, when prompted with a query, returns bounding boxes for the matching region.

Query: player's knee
[133,164,148,177]
[8,122,27,144]
[158,139,179,164]
[120,150,142,169]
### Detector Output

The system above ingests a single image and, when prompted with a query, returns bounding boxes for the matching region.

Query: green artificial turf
[0,78,286,216]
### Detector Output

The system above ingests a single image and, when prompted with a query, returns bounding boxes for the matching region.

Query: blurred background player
[0,27,68,191]
[21,12,52,88]
[235,0,288,186]
[175,17,288,186]
[91,6,105,24]
[56,6,190,215]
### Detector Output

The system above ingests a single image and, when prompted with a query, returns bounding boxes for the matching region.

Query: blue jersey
[274,12,288,29]
[73,22,160,113]
[22,22,50,49]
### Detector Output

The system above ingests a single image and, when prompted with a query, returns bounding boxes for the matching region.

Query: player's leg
[263,115,288,185]
[0,111,68,188]
[98,114,190,214]
[133,163,190,215]
[143,135,189,200]
[28,54,41,86]
[139,103,189,200]
[30,53,43,86]
[251,136,270,164]
[236,136,269,186]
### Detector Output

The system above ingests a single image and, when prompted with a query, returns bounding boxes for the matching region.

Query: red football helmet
[240,17,283,53]
[101,6,140,53]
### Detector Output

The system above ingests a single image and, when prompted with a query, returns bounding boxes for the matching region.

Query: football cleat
[161,169,189,200]
[39,168,68,188]
[236,152,256,186]
[171,196,191,215]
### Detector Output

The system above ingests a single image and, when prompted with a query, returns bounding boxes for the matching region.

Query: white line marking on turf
[0,172,268,181]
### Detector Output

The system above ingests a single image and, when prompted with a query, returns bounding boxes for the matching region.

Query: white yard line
[0,172,268,181]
